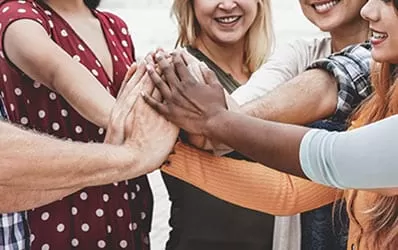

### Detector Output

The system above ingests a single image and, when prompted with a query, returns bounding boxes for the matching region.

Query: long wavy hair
[348,62,398,249]
[171,0,274,73]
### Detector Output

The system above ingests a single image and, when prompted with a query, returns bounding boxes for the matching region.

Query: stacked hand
[105,60,179,174]
[104,48,228,176]
[142,50,228,137]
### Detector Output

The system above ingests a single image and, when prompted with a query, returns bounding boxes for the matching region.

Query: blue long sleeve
[300,114,398,189]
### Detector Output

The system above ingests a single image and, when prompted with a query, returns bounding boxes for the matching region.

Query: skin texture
[143,52,398,195]
[0,62,178,213]
[143,52,309,178]
[361,0,398,64]
[3,0,116,128]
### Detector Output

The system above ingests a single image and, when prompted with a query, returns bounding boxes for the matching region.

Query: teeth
[314,0,339,12]
[372,31,387,39]
[217,16,239,24]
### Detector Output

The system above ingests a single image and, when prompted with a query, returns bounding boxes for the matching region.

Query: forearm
[4,20,115,128]
[0,120,146,190]
[0,186,79,213]
[51,60,115,128]
[241,69,338,125]
[163,143,338,215]
[204,110,311,178]
[301,115,398,189]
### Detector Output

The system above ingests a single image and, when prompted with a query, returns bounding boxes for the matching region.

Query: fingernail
[155,52,163,61]
[140,91,145,97]
[146,64,153,72]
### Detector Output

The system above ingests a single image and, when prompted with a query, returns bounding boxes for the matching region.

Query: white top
[232,37,332,105]
[230,36,332,250]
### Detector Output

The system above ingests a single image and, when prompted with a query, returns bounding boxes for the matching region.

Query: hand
[122,81,179,173]
[119,62,137,96]
[142,51,227,136]
[105,61,153,144]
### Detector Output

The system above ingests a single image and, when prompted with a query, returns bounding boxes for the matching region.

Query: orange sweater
[162,143,386,250]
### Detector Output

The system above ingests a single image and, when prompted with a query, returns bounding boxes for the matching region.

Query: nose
[218,0,238,11]
[360,0,380,23]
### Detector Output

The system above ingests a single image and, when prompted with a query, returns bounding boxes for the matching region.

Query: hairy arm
[0,70,178,212]
[0,120,142,189]
[241,69,338,125]
[3,20,115,127]
[0,120,139,212]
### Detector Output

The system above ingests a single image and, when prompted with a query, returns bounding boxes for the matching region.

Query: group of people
[0,0,397,250]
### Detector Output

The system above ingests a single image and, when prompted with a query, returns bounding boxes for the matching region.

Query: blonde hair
[347,62,398,249]
[171,0,274,73]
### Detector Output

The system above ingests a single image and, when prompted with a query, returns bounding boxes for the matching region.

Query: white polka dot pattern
[0,3,151,248]
[98,240,106,248]
[81,223,90,232]
[71,238,79,247]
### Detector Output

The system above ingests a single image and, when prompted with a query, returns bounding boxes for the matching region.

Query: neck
[195,35,248,83]
[44,0,89,14]
[329,19,369,52]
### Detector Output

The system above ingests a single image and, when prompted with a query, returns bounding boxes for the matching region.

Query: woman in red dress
[0,0,153,249]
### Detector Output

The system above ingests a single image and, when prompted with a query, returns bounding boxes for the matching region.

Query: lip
[214,15,242,28]
[370,28,388,46]
[311,0,341,14]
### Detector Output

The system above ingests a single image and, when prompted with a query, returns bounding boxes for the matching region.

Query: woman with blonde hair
[162,0,370,249]
[143,0,398,248]
[160,0,274,249]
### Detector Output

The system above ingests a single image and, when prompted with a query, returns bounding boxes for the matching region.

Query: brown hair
[348,62,398,249]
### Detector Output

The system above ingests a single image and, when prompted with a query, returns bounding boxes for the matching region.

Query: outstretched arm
[162,142,339,215]
[0,69,178,212]
[143,51,398,192]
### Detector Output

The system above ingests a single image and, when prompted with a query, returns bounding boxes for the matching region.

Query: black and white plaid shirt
[308,42,373,122]
[0,97,29,250]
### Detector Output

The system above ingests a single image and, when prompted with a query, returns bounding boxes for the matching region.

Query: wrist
[203,108,229,138]
[107,145,146,179]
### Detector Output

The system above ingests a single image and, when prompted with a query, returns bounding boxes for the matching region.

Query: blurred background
[99,1,323,249]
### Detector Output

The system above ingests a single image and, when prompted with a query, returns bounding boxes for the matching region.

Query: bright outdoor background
[99,0,323,249]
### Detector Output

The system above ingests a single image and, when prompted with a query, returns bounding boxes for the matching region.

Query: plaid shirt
[308,42,373,122]
[0,98,29,250]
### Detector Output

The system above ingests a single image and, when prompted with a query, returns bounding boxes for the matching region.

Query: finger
[155,47,166,54]
[144,50,156,65]
[120,62,137,95]
[154,51,180,91]
[152,88,163,102]
[173,53,193,84]
[200,63,220,87]
[142,91,170,116]
[140,73,156,97]
[146,63,172,100]
[118,60,146,99]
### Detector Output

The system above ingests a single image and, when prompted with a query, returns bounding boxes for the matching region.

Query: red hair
[348,62,398,249]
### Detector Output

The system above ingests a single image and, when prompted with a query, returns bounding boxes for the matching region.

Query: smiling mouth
[371,30,388,45]
[215,16,242,25]
[312,0,340,13]
[372,30,388,39]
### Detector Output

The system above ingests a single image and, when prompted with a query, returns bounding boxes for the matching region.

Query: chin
[215,37,242,45]
[313,19,343,32]
[370,51,396,64]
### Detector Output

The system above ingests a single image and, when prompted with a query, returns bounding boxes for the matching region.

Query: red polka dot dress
[0,1,153,249]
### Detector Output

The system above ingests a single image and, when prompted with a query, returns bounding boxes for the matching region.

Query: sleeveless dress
[0,1,153,249]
